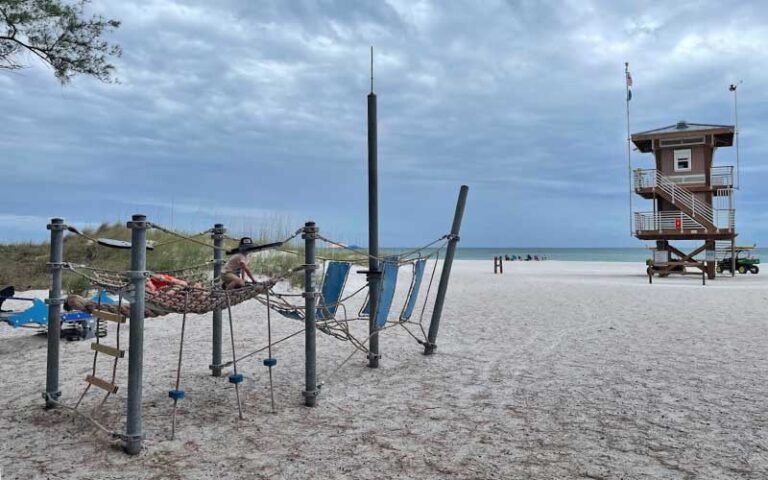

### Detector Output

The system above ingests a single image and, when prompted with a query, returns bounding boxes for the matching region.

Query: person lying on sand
[222,237,258,289]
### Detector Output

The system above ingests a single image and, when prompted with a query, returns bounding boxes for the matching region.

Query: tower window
[674,149,692,172]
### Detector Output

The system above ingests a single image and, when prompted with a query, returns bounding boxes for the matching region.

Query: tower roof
[631,121,734,153]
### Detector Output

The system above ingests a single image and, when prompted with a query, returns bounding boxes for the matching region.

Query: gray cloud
[1,0,766,246]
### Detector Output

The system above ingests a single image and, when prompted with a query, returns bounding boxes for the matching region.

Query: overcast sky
[1,0,766,247]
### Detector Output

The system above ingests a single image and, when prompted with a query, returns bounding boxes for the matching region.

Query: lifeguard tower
[631,121,736,280]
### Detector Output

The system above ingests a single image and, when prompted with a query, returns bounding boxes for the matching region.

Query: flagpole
[625,62,632,236]
[730,81,742,190]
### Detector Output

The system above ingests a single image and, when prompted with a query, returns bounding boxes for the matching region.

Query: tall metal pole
[730,82,742,190]
[210,223,225,377]
[424,185,468,355]
[367,46,381,368]
[625,62,633,236]
[124,214,148,455]
[44,217,66,409]
[302,221,319,407]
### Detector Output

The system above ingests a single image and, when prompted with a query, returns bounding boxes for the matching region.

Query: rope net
[62,222,447,351]
[63,263,276,317]
[49,222,453,442]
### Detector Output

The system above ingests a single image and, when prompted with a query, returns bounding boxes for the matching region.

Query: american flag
[626,68,633,101]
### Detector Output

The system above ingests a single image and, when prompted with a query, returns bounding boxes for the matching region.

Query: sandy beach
[1,260,767,479]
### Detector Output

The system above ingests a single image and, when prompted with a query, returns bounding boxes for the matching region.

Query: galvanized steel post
[302,221,319,407]
[210,223,225,377]
[424,185,469,355]
[124,214,148,455]
[367,71,381,369]
[44,217,66,408]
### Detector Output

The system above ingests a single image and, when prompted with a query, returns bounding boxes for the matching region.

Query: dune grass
[0,222,361,294]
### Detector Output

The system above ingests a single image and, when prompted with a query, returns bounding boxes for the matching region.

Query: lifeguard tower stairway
[631,121,737,280]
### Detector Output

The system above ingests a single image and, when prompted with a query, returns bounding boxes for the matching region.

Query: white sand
[1,260,767,479]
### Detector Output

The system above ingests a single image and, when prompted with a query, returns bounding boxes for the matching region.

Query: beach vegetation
[0,222,361,293]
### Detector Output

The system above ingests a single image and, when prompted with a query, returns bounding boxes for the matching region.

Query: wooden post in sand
[424,185,468,355]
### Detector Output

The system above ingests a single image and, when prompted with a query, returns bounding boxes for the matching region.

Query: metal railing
[633,169,656,189]
[711,166,734,187]
[634,167,734,189]
[634,209,734,232]
[634,211,704,232]
[633,169,715,226]
[715,240,733,260]
[714,209,735,230]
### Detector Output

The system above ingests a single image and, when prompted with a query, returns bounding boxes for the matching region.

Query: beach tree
[0,0,121,83]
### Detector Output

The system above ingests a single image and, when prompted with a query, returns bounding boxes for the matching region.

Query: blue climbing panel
[273,262,352,321]
[317,261,351,320]
[400,259,427,322]
[361,260,400,328]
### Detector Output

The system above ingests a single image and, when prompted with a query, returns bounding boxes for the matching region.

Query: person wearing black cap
[222,237,257,289]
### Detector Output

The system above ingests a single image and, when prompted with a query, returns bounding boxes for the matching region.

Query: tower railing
[655,171,714,226]
[633,209,734,232]
[711,166,734,187]
[634,211,705,232]
[634,166,734,189]
[714,209,735,230]
[633,169,715,227]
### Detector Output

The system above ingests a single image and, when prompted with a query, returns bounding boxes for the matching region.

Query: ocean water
[379,247,768,263]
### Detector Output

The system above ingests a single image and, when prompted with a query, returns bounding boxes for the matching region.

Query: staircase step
[92,310,126,323]
[85,375,119,393]
[90,343,125,358]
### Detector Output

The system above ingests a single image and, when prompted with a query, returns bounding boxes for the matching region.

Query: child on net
[221,237,258,289]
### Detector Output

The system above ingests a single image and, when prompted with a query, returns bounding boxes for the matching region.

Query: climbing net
[53,221,451,440]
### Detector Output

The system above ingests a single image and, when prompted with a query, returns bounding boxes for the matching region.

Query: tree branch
[0,0,121,83]
[0,34,51,64]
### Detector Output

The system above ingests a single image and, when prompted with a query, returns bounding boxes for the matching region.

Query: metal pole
[731,82,741,190]
[44,217,65,409]
[302,221,319,407]
[124,214,147,455]
[367,47,381,368]
[625,62,633,236]
[424,185,469,355]
[210,223,225,377]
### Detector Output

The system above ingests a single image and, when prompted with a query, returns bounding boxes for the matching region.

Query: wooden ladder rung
[85,375,119,394]
[92,310,126,323]
[90,343,125,358]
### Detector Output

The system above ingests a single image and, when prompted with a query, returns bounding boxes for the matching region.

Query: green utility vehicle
[717,245,760,275]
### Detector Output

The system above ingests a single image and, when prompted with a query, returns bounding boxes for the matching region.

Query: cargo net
[63,263,277,317]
